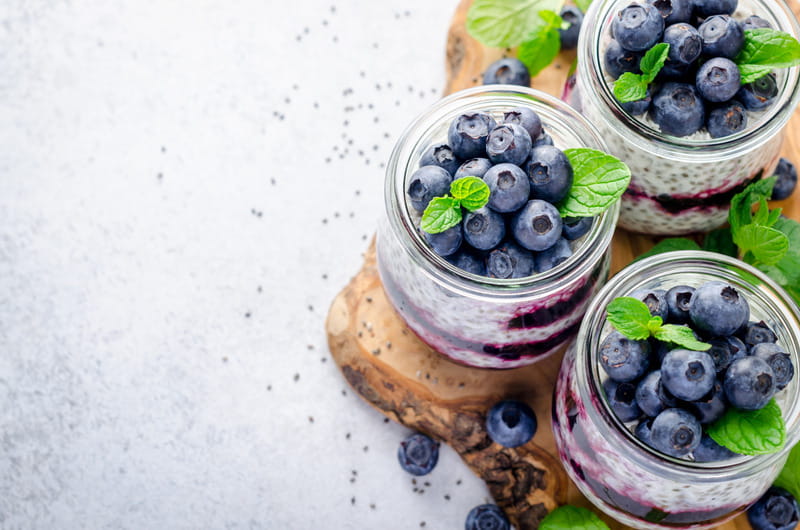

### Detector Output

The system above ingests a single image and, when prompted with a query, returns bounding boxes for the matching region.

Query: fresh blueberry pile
[407,108,594,279]
[605,0,779,138]
[600,281,795,461]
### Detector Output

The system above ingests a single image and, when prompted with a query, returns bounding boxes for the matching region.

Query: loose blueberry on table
[486,400,538,448]
[747,486,800,530]
[397,432,440,476]
[465,504,510,530]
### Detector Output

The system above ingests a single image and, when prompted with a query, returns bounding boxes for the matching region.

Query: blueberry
[463,207,506,251]
[694,0,737,17]
[455,158,493,180]
[612,3,665,51]
[689,379,727,424]
[486,241,536,279]
[635,417,655,445]
[486,400,538,448]
[647,0,693,25]
[747,487,800,530]
[599,330,651,382]
[511,200,563,251]
[665,285,695,324]
[636,370,672,417]
[707,100,747,138]
[486,124,532,166]
[689,281,750,337]
[503,107,543,140]
[723,356,776,410]
[535,237,573,272]
[420,143,460,176]
[693,433,738,462]
[465,504,510,530]
[448,112,497,159]
[698,15,744,59]
[752,343,794,390]
[649,82,705,137]
[631,288,669,321]
[407,165,453,212]
[662,23,703,69]
[559,6,584,50]
[397,432,440,476]
[654,339,674,363]
[661,348,716,401]
[525,145,573,203]
[483,163,531,213]
[706,336,746,373]
[423,224,463,257]
[532,130,555,147]
[742,320,778,348]
[650,408,702,457]
[772,158,797,200]
[604,39,643,79]
[742,15,773,31]
[696,58,741,103]
[562,217,593,240]
[619,88,652,116]
[447,250,488,276]
[604,379,643,422]
[483,58,531,87]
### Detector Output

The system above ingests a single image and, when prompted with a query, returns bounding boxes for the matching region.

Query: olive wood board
[326,0,800,528]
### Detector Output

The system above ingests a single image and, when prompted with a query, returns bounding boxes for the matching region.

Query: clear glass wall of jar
[376,86,620,369]
[568,0,800,235]
[552,251,800,529]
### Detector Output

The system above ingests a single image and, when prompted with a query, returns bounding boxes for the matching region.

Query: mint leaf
[558,148,631,217]
[450,176,490,210]
[466,0,563,48]
[634,237,701,262]
[774,442,800,501]
[735,224,788,266]
[729,176,776,232]
[703,228,737,257]
[758,217,800,286]
[707,398,785,455]
[606,297,653,340]
[575,0,593,12]
[735,29,800,83]
[638,42,670,82]
[420,196,462,234]
[518,11,563,77]
[654,324,712,351]
[540,505,609,530]
[613,72,649,103]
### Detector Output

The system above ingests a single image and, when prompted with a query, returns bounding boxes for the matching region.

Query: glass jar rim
[577,0,800,159]
[384,85,620,300]
[576,250,800,478]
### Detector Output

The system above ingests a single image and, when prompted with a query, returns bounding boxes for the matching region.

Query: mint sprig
[707,398,785,455]
[557,148,631,217]
[539,505,609,530]
[613,43,669,103]
[420,176,490,234]
[735,28,800,84]
[774,442,800,500]
[518,10,563,77]
[466,0,563,48]
[606,297,711,351]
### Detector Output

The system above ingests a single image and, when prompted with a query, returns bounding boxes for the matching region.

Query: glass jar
[376,86,620,369]
[568,0,800,235]
[552,251,800,529]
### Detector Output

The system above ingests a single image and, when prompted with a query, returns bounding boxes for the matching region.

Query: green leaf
[634,237,701,262]
[450,176,490,211]
[575,0,593,12]
[654,324,712,351]
[739,64,774,84]
[466,0,563,48]
[734,224,788,266]
[735,28,800,71]
[703,228,737,257]
[707,398,785,455]
[638,42,670,82]
[518,12,563,77]
[729,176,776,232]
[753,198,771,226]
[540,505,610,530]
[758,217,800,287]
[774,442,800,500]
[606,297,653,340]
[558,148,631,217]
[613,72,649,103]
[420,196,462,234]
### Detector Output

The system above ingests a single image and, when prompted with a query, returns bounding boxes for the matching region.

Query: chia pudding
[376,87,620,369]
[552,251,800,529]
[568,0,800,235]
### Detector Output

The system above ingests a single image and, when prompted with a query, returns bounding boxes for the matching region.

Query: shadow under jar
[552,251,800,529]
[566,0,800,235]
[376,86,620,369]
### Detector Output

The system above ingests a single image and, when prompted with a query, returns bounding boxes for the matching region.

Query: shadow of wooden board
[326,1,800,528]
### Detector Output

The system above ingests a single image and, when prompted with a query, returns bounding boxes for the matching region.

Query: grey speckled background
[0,0,498,528]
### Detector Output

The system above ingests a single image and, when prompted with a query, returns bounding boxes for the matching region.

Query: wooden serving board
[326,1,800,528]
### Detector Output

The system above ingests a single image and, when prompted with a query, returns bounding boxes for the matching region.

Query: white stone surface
[0,0,499,528]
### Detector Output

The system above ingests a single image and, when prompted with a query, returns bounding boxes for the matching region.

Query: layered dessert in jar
[552,250,800,529]
[567,0,800,235]
[376,86,622,369]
